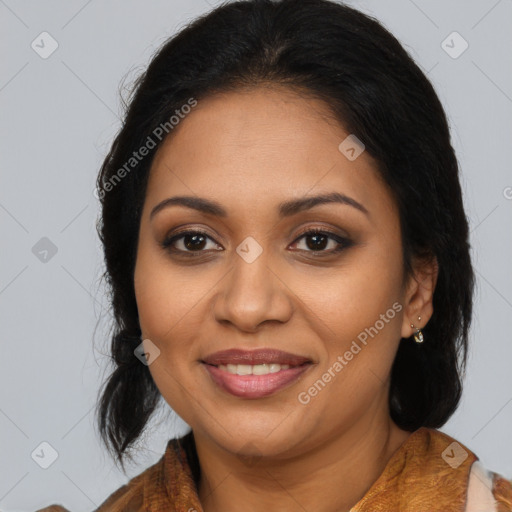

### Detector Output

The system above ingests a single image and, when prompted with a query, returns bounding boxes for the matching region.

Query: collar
[150,427,478,512]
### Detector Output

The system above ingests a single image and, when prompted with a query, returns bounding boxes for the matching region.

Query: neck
[196,416,412,512]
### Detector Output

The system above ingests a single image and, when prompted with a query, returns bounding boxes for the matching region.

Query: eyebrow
[149,192,369,221]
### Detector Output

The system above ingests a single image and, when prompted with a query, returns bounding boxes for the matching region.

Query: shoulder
[424,428,512,511]
[465,459,512,512]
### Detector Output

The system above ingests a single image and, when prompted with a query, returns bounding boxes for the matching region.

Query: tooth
[252,364,270,375]
[236,364,253,375]
[215,363,292,375]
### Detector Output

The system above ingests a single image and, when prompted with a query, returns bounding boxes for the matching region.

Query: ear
[400,255,439,339]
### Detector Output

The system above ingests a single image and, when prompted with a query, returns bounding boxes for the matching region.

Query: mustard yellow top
[37,427,512,512]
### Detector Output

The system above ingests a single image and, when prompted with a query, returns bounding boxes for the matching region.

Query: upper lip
[202,348,312,367]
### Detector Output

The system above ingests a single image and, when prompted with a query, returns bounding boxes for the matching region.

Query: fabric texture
[36,427,512,512]
[465,460,498,512]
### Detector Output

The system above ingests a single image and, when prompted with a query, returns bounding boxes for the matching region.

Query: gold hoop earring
[410,315,424,343]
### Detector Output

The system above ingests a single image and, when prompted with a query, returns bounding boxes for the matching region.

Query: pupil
[185,234,206,250]
[307,233,327,251]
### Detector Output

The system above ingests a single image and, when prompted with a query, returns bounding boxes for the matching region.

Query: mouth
[201,354,313,399]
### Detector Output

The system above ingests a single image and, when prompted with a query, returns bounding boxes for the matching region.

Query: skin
[134,85,438,512]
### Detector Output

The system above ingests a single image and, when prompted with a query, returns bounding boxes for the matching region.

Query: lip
[202,362,313,399]
[202,348,312,366]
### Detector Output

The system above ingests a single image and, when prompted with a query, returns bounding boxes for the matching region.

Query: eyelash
[161,228,352,257]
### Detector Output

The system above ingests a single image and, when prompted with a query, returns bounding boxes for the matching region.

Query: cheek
[294,262,403,422]
[134,253,206,418]
[290,254,405,389]
[295,255,403,341]
[134,267,175,341]
[134,241,209,343]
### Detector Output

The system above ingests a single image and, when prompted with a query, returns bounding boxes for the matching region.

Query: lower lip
[202,363,312,399]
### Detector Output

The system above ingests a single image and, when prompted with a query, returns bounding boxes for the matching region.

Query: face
[134,86,430,459]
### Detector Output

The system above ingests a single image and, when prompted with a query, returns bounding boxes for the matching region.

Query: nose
[212,245,293,332]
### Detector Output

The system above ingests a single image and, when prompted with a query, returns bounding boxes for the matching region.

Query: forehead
[145,86,396,223]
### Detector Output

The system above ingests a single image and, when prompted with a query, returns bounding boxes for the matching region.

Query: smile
[202,362,312,399]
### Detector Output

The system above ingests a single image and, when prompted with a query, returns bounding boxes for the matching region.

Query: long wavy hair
[94,0,474,471]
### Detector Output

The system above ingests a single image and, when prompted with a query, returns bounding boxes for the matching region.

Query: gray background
[1,0,511,510]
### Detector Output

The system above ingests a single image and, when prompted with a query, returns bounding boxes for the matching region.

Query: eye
[161,230,222,254]
[161,228,352,256]
[290,229,352,254]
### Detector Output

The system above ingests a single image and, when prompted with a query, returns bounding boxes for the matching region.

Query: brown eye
[291,229,352,254]
[180,233,208,251]
[162,230,222,253]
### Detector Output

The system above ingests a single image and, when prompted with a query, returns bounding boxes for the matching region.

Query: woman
[38,0,512,510]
